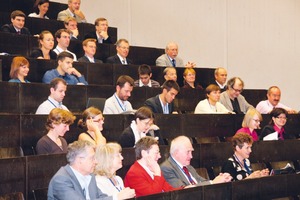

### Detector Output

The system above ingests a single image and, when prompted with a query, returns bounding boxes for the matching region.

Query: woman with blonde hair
[182,68,203,89]
[77,107,106,146]
[235,107,262,141]
[95,143,135,199]
[9,56,30,83]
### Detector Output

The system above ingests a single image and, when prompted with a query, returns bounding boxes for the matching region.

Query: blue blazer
[48,164,112,200]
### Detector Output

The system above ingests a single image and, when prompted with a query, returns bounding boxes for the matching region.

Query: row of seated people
[1,104,300,156]
[1,136,300,199]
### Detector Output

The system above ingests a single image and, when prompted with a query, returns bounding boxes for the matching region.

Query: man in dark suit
[64,17,81,41]
[144,80,180,114]
[106,38,133,65]
[1,10,31,35]
[84,17,112,44]
[78,39,103,63]
[213,67,227,92]
[48,140,113,200]
[160,136,232,188]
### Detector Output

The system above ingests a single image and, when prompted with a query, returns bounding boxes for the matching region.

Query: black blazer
[259,124,296,140]
[144,95,174,114]
[1,24,31,35]
[119,126,164,148]
[78,55,103,63]
[84,31,112,44]
[106,54,133,65]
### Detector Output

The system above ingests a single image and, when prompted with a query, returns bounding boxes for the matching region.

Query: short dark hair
[135,106,153,121]
[57,52,74,63]
[55,28,72,39]
[232,133,253,151]
[94,17,107,26]
[205,84,220,96]
[138,64,152,76]
[50,78,67,90]
[45,108,75,130]
[162,80,180,93]
[269,107,288,125]
[135,136,158,160]
[116,75,134,88]
[10,10,26,19]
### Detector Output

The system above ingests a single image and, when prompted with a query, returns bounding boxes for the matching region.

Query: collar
[170,155,184,169]
[139,79,151,87]
[85,55,95,63]
[67,8,75,16]
[117,54,126,63]
[215,80,226,88]
[137,160,154,179]
[130,121,146,146]
[48,96,62,106]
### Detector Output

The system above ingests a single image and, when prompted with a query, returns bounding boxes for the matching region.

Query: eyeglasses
[231,87,243,93]
[252,119,260,123]
[276,116,287,120]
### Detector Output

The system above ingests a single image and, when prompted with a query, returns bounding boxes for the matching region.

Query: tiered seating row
[1,140,300,199]
[1,113,300,155]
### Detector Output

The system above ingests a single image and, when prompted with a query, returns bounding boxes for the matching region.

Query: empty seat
[251,162,267,171]
[195,167,209,180]
[32,188,48,200]
[86,97,107,112]
[195,136,220,144]
[0,147,24,159]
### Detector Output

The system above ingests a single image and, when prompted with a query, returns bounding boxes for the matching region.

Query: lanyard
[47,98,57,108]
[114,94,126,112]
[109,177,122,192]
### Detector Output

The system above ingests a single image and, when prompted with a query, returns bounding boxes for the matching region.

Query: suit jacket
[84,31,112,44]
[118,125,164,148]
[144,95,173,114]
[124,161,174,197]
[160,157,211,188]
[156,54,184,67]
[78,55,103,63]
[48,164,112,200]
[106,54,133,65]
[219,91,253,114]
[57,9,86,23]
[0,24,31,35]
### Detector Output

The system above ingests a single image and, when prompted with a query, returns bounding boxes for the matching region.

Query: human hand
[86,119,99,133]
[260,168,270,177]
[99,31,109,40]
[74,10,85,20]
[146,156,161,176]
[212,173,232,184]
[71,28,79,37]
[117,187,135,200]
[67,67,81,77]
[247,170,261,179]
[185,61,196,68]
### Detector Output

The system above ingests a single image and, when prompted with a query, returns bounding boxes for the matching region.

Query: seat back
[32,188,48,200]
[195,167,210,180]
[195,136,220,144]
[0,147,24,158]
[86,97,106,111]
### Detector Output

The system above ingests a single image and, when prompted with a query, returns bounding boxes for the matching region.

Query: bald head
[170,136,194,166]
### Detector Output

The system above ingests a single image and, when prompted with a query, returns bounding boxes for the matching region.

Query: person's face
[228,80,243,99]
[267,88,281,107]
[83,41,96,57]
[215,69,227,85]
[41,33,54,50]
[117,82,133,101]
[92,114,104,131]
[174,141,194,166]
[68,0,81,12]
[249,114,260,130]
[144,144,161,163]
[79,147,96,175]
[166,44,178,59]
[57,32,70,49]
[112,152,123,172]
[38,2,49,15]
[96,20,108,33]
[207,90,221,103]
[184,72,195,84]
[18,64,29,78]
[65,20,78,31]
[235,142,252,160]
[163,88,178,104]
[52,123,70,136]
[272,113,287,128]
[164,68,177,81]
[50,82,67,102]
[136,118,153,133]
[58,57,73,74]
[116,41,129,58]
[11,16,25,30]
[139,74,151,86]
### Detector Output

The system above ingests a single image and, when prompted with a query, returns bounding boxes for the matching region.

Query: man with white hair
[161,136,232,188]
[156,42,195,68]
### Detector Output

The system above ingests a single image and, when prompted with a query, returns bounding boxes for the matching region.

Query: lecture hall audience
[182,67,203,89]
[28,0,50,19]
[106,39,133,65]
[84,17,112,44]
[1,10,31,35]
[30,30,57,60]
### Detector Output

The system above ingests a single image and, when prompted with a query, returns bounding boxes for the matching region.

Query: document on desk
[263,131,278,141]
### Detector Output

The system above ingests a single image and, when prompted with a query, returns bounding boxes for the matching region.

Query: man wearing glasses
[106,39,133,65]
[219,77,253,114]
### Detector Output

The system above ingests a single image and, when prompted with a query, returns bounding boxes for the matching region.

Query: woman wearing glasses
[235,108,262,141]
[260,108,296,140]
[78,107,106,146]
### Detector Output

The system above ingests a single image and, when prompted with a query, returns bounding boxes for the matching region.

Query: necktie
[182,166,196,185]
[171,59,176,67]
[17,30,21,35]
[122,59,126,64]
